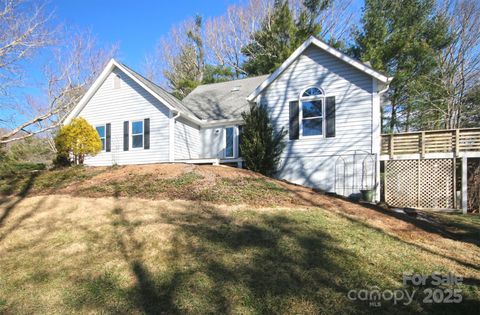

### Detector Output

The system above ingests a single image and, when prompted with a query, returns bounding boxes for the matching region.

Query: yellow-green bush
[54,118,101,165]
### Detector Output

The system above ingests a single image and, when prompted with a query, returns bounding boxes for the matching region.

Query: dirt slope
[2,163,479,275]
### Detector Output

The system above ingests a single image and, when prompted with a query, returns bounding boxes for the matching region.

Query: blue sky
[1,1,238,126]
[2,0,364,128]
[50,0,237,69]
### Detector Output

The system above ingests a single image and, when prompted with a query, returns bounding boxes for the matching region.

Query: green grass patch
[0,166,104,196]
[0,165,291,206]
[79,171,204,198]
[422,211,480,244]
[196,178,288,204]
[0,298,6,312]
[76,172,289,205]
[64,271,132,313]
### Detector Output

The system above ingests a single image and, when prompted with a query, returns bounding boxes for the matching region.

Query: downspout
[378,84,389,95]
[169,111,181,162]
[172,111,181,120]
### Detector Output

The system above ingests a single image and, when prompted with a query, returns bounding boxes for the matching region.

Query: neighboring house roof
[183,75,269,120]
[64,59,202,125]
[247,36,393,101]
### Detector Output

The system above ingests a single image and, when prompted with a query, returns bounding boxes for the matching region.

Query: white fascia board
[200,118,244,128]
[247,36,393,101]
[175,111,203,126]
[63,59,117,125]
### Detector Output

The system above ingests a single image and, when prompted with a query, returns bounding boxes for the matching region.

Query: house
[64,36,392,200]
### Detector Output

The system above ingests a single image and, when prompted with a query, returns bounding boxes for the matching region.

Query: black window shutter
[144,118,150,149]
[123,121,129,151]
[326,96,336,138]
[106,123,111,152]
[289,101,299,140]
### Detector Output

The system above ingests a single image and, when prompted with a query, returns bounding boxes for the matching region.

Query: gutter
[172,110,181,120]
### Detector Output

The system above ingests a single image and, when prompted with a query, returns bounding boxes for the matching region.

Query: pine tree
[242,0,330,75]
[164,15,206,99]
[353,0,451,132]
[240,104,286,176]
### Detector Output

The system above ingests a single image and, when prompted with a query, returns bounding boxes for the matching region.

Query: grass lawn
[0,165,479,314]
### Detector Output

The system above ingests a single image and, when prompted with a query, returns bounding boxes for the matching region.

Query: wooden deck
[381,128,480,159]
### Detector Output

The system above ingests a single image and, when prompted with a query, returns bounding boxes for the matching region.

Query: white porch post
[462,156,468,214]
[372,79,381,202]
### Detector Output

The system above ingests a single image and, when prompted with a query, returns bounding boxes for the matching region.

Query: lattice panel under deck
[419,159,454,209]
[385,159,454,209]
[385,160,418,208]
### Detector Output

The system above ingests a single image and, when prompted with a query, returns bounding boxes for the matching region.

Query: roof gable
[64,59,202,125]
[247,36,392,101]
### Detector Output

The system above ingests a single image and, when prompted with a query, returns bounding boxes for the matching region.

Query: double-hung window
[96,125,106,151]
[300,87,324,137]
[225,127,234,158]
[131,120,144,148]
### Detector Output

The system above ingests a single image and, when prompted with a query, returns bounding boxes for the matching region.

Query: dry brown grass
[0,194,479,314]
[0,164,479,313]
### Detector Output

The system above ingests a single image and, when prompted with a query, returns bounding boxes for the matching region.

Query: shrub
[53,153,71,168]
[54,118,102,165]
[6,136,54,164]
[240,104,286,176]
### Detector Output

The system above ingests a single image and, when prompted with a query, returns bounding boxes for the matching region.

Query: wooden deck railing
[381,128,480,158]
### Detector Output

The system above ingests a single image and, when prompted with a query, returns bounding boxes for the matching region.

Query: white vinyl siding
[259,45,375,195]
[199,126,239,159]
[78,68,171,166]
[174,118,200,160]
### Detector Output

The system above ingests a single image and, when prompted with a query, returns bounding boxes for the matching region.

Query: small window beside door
[225,127,234,158]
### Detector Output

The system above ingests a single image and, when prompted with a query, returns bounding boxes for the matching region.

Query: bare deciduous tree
[0,29,117,144]
[145,17,205,98]
[414,0,480,129]
[0,0,54,94]
[204,0,355,77]
[204,0,271,77]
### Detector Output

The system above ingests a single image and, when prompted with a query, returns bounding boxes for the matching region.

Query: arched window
[300,87,324,137]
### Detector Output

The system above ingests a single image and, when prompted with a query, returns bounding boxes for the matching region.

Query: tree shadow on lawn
[337,212,480,272]
[0,172,38,230]
[289,186,480,248]
[68,197,479,314]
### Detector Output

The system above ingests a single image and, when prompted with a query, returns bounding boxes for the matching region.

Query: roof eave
[247,36,392,101]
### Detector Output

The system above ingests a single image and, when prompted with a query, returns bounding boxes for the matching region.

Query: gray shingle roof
[120,62,268,121]
[119,63,198,118]
[182,75,269,120]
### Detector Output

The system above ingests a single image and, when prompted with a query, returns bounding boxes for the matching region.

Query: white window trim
[299,87,326,139]
[224,126,237,159]
[96,124,107,152]
[131,120,144,150]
